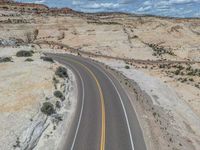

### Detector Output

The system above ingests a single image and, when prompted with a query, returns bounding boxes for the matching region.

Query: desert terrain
[0,1,200,150]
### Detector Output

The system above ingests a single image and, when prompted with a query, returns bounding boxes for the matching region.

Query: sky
[16,0,200,18]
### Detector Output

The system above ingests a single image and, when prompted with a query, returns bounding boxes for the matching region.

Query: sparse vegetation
[195,84,199,89]
[40,56,54,63]
[87,21,121,25]
[41,102,55,116]
[148,43,175,57]
[0,57,12,63]
[56,100,61,109]
[174,69,180,75]
[16,50,33,57]
[54,90,65,101]
[125,65,130,69]
[55,66,68,78]
[53,76,59,89]
[13,137,20,148]
[132,35,138,39]
[25,58,34,62]
[189,78,194,82]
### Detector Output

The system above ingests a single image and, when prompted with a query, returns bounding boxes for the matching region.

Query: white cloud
[143,1,152,6]
[72,0,85,5]
[80,2,120,9]
[169,0,199,4]
[142,0,199,9]
[137,6,152,12]
[34,0,46,4]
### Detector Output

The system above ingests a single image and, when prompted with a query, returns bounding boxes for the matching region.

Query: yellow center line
[63,57,106,150]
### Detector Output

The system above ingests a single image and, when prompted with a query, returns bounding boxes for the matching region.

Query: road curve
[47,53,146,150]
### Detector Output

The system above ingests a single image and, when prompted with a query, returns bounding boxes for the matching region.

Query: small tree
[55,66,68,78]
[125,65,130,69]
[16,50,33,57]
[41,102,55,116]
[54,90,65,101]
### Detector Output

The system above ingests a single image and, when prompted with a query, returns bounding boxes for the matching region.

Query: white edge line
[70,65,85,150]
[87,62,135,150]
[54,57,85,150]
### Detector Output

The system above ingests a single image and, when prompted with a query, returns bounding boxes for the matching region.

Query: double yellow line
[64,57,106,150]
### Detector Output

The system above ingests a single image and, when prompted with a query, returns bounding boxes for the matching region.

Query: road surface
[47,53,146,150]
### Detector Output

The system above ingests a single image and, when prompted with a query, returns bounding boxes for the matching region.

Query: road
[47,53,146,150]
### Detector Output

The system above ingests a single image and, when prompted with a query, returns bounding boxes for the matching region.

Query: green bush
[56,101,61,109]
[41,102,55,116]
[189,78,194,82]
[54,90,65,101]
[125,65,130,69]
[174,69,180,75]
[40,56,54,63]
[0,57,12,63]
[55,66,68,78]
[195,84,199,88]
[25,58,34,62]
[16,50,33,57]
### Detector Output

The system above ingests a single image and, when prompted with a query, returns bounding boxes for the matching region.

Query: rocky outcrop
[20,113,48,150]
[0,38,24,46]
[0,1,48,12]
[0,1,75,15]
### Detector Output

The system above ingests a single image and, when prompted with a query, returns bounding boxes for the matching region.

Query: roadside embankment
[0,45,77,150]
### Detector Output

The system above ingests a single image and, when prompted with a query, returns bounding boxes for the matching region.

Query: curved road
[47,53,146,150]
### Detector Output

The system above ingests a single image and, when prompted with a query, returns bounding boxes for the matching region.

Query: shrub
[25,58,34,62]
[56,101,61,109]
[16,50,32,57]
[125,65,130,69]
[53,77,59,84]
[195,84,199,88]
[41,102,55,116]
[54,90,63,98]
[0,57,12,63]
[54,90,65,101]
[132,35,138,39]
[174,69,180,75]
[30,50,35,54]
[77,52,81,56]
[181,78,187,83]
[55,66,68,78]
[187,71,195,76]
[189,78,194,82]
[52,114,63,123]
[40,56,54,63]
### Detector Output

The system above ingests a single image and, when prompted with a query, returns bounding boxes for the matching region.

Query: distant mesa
[0,0,74,14]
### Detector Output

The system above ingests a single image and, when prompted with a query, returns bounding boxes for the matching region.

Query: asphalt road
[47,53,146,150]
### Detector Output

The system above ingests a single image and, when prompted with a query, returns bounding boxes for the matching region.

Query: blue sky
[16,0,200,18]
